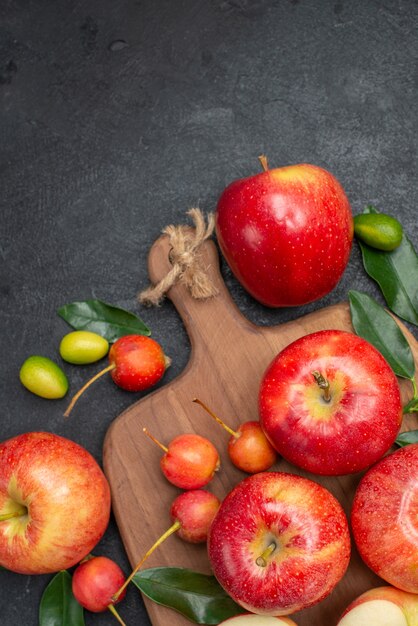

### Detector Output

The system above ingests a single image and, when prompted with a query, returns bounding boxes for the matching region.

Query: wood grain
[103,234,418,626]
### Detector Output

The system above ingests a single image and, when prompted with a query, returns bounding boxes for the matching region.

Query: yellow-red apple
[352,443,418,593]
[208,472,350,616]
[337,586,418,625]
[259,329,402,475]
[215,160,353,307]
[0,431,111,574]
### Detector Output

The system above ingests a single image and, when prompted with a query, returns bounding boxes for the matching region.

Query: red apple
[336,586,418,626]
[219,617,299,625]
[208,472,350,616]
[64,334,170,417]
[351,443,418,593]
[259,329,402,475]
[170,489,221,543]
[215,159,353,307]
[113,489,221,602]
[0,432,111,574]
[109,334,168,392]
[143,428,220,490]
[193,398,277,473]
[72,556,127,612]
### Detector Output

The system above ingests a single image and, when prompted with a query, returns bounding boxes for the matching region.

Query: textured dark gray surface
[1,1,417,624]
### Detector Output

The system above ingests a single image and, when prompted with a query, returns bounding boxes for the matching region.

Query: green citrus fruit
[20,356,69,399]
[59,331,109,364]
[354,213,403,251]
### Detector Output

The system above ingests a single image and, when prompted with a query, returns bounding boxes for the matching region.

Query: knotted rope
[138,208,218,306]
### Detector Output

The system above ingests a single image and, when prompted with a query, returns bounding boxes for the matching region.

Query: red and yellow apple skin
[0,432,111,574]
[259,329,402,476]
[208,472,350,616]
[215,163,353,307]
[337,586,418,625]
[351,443,418,594]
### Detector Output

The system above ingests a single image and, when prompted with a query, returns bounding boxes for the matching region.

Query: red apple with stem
[72,556,127,625]
[216,156,353,307]
[0,432,111,574]
[113,489,220,601]
[351,443,418,593]
[64,334,170,416]
[259,329,402,475]
[193,398,277,473]
[143,427,220,489]
[336,586,418,626]
[208,472,350,616]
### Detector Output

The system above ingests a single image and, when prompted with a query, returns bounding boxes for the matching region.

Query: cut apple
[219,616,298,625]
[337,600,408,626]
[337,586,418,626]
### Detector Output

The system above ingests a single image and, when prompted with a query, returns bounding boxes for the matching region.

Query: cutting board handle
[146,232,255,350]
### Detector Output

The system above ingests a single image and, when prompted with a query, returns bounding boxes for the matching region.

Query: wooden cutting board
[103,234,418,626]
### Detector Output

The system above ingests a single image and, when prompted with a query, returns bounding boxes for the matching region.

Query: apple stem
[258,154,269,172]
[0,508,26,522]
[142,427,169,453]
[112,520,181,602]
[192,398,239,439]
[107,602,127,626]
[312,371,331,402]
[256,541,277,567]
[64,364,116,417]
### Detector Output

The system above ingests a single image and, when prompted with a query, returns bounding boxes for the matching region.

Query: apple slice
[219,617,298,625]
[337,586,418,626]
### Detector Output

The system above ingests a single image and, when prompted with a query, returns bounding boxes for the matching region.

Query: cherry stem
[107,603,127,626]
[112,520,181,602]
[64,364,115,417]
[256,541,276,567]
[192,398,239,439]
[142,428,168,453]
[0,508,26,522]
[258,154,269,172]
[312,371,331,403]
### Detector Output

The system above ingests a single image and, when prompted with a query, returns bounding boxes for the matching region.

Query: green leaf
[357,207,418,326]
[403,397,418,414]
[133,567,242,625]
[39,570,85,626]
[58,299,151,342]
[349,290,415,379]
[396,430,418,447]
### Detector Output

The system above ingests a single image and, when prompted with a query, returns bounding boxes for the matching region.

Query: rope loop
[138,208,218,306]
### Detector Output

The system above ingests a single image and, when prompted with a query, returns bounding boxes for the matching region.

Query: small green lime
[20,356,69,399]
[354,213,403,251]
[59,330,109,364]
